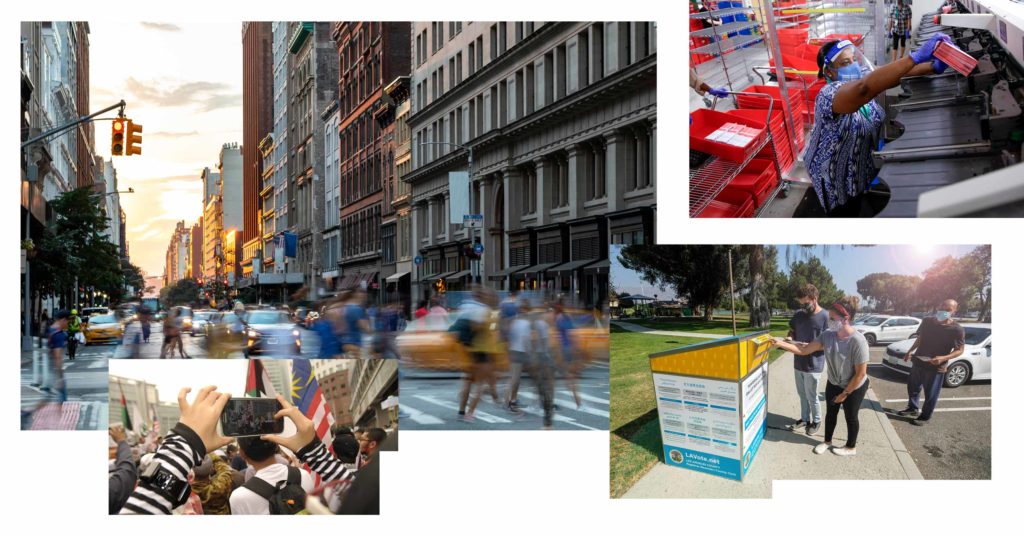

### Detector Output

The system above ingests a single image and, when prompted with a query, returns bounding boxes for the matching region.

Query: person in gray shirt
[773,296,870,456]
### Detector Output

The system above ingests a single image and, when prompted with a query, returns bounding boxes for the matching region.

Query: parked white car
[882,323,992,388]
[855,315,921,345]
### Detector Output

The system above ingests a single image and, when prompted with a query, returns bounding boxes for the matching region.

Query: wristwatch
[139,461,191,505]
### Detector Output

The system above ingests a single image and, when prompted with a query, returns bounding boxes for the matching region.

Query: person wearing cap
[771,296,870,456]
[191,453,234,515]
[805,34,953,216]
[896,299,965,426]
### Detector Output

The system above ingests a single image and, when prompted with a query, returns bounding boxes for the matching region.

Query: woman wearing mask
[771,296,870,456]
[804,34,954,216]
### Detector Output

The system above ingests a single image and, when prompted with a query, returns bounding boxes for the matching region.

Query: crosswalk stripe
[411,394,513,424]
[885,397,991,403]
[400,404,445,425]
[510,403,602,430]
[517,392,610,418]
[555,390,609,406]
[933,407,991,412]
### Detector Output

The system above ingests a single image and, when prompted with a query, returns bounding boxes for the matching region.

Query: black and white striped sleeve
[297,438,353,482]
[119,423,205,515]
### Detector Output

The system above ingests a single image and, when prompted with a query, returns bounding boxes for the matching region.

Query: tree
[857,272,922,314]
[618,245,731,320]
[162,278,201,306]
[918,247,991,318]
[739,245,770,329]
[122,262,146,300]
[784,256,843,309]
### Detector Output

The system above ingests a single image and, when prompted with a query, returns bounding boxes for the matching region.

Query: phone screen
[220,398,284,437]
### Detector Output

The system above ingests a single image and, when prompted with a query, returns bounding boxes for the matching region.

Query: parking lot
[865,345,991,480]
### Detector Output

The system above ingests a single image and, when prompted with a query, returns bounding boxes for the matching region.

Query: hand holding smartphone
[219,397,284,437]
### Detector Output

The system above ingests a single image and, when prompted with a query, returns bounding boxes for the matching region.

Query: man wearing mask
[897,299,965,426]
[786,284,829,435]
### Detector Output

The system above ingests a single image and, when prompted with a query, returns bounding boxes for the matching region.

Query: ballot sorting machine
[649,332,773,481]
[874,1,1024,216]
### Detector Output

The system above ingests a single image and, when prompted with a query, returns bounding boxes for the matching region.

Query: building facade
[74,21,93,189]
[164,220,189,287]
[349,359,399,429]
[286,22,338,297]
[201,167,222,282]
[187,222,203,280]
[405,22,657,308]
[332,22,411,295]
[242,22,273,280]
[313,360,354,427]
[321,101,341,288]
[219,143,244,234]
[384,76,413,311]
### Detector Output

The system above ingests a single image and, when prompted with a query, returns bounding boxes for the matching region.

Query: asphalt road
[21,343,109,430]
[108,323,322,359]
[400,361,610,430]
[865,345,991,480]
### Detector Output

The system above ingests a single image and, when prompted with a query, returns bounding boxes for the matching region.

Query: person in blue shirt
[805,34,952,216]
[553,300,582,409]
[341,288,370,356]
[787,284,829,435]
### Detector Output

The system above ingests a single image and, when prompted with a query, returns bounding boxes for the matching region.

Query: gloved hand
[932,59,949,74]
[910,33,952,64]
[905,30,911,39]
[707,86,730,99]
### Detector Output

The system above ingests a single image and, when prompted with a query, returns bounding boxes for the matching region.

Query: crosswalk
[400,386,610,430]
[884,396,992,413]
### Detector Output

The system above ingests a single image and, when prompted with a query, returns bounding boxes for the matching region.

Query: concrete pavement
[623,352,921,499]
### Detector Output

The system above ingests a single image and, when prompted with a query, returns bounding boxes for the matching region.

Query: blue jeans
[794,369,822,423]
[907,359,944,420]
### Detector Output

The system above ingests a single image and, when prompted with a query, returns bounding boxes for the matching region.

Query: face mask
[836,62,863,81]
[828,319,845,331]
[936,311,951,321]
[801,302,815,314]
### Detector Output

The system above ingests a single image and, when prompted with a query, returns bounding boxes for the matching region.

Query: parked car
[853,314,880,326]
[883,323,992,387]
[80,307,110,323]
[171,306,194,333]
[205,311,246,357]
[83,313,124,345]
[243,310,302,357]
[855,315,921,345]
[190,310,214,336]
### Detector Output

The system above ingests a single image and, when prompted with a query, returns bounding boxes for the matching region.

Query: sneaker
[896,408,920,418]
[812,442,831,455]
[806,421,821,436]
[458,413,475,423]
[911,418,928,426]
[29,382,40,388]
[786,420,808,431]
[505,402,523,415]
[832,446,857,456]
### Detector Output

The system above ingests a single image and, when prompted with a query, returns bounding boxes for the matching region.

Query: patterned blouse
[804,81,885,213]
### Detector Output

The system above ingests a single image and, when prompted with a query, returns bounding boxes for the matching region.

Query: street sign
[473,243,484,254]
[463,214,483,228]
[414,255,423,265]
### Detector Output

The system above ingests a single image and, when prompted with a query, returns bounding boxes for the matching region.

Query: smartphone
[219,397,284,437]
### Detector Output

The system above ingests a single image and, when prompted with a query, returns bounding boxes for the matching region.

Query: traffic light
[111,119,125,155]
[433,278,447,294]
[125,120,143,156]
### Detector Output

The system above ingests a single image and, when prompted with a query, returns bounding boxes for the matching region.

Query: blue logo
[473,243,484,254]
[414,255,423,265]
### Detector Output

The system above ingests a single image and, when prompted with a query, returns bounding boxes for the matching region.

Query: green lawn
[615,315,792,337]
[609,325,787,498]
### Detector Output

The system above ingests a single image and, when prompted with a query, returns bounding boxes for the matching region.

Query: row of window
[341,205,382,259]
[340,51,382,119]
[412,22,657,170]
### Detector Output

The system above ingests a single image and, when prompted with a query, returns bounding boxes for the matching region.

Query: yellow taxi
[397,308,608,371]
[83,313,124,345]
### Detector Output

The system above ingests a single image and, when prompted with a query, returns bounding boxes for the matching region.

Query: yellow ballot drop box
[648,332,773,481]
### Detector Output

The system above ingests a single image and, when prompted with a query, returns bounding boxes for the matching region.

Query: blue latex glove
[905,30,911,39]
[910,33,952,64]
[707,86,730,99]
[932,59,949,74]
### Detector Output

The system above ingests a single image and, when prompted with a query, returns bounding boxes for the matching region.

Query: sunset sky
[89,21,243,278]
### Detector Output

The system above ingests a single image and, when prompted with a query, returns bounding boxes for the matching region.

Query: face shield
[823,40,874,82]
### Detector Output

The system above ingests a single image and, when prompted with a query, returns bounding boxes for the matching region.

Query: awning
[385,271,410,283]
[518,262,563,276]
[488,264,529,280]
[548,258,598,275]
[339,274,358,289]
[420,271,453,283]
[358,272,379,285]
[584,259,610,274]
[448,269,472,280]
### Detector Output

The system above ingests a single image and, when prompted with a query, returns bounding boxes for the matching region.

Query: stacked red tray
[724,158,780,209]
[736,84,806,153]
[690,108,768,163]
[934,40,978,76]
[726,109,794,174]
[700,188,756,218]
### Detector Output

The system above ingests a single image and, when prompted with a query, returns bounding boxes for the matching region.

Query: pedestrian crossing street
[21,349,110,430]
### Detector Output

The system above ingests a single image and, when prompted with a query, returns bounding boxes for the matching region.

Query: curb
[865,387,924,480]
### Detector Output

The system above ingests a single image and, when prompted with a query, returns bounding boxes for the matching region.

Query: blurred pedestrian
[414,299,429,320]
[341,289,371,357]
[457,286,501,422]
[554,300,582,408]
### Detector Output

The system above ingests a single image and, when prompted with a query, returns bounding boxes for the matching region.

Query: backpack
[242,466,307,514]
[448,317,477,346]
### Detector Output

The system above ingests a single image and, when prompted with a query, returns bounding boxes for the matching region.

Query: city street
[399,362,610,430]
[20,343,109,430]
[866,345,992,480]
[111,322,321,359]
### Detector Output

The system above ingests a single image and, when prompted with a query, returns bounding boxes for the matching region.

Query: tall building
[96,158,120,249]
[219,143,244,233]
[322,100,341,288]
[384,76,412,311]
[313,360,353,427]
[74,21,94,189]
[349,359,398,429]
[164,221,189,287]
[201,166,222,281]
[262,359,290,396]
[405,22,656,307]
[264,21,291,274]
[333,22,411,296]
[188,222,203,281]
[242,22,273,280]
[287,22,338,297]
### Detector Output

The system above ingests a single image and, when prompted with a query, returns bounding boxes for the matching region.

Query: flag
[118,381,133,432]
[245,359,277,398]
[291,360,335,486]
[152,409,161,437]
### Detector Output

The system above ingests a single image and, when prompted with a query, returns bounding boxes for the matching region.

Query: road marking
[512,404,602,430]
[400,404,445,425]
[554,390,609,406]
[517,391,610,418]
[411,394,512,424]
[932,407,991,412]
[885,397,991,403]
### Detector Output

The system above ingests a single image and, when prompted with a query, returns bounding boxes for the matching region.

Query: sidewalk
[623,352,922,499]
[611,320,727,339]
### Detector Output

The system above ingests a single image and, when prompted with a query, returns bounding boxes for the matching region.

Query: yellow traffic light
[434,278,446,294]
[125,120,143,156]
[111,119,125,155]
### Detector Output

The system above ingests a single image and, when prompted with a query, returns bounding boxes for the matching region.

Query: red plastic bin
[690,108,768,163]
[726,109,794,173]
[699,189,756,218]
[727,158,779,208]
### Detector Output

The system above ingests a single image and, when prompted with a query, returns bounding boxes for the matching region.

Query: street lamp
[105,187,135,197]
[419,141,478,284]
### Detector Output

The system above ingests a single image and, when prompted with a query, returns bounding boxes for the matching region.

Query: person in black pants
[773,296,871,456]
[897,299,965,426]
